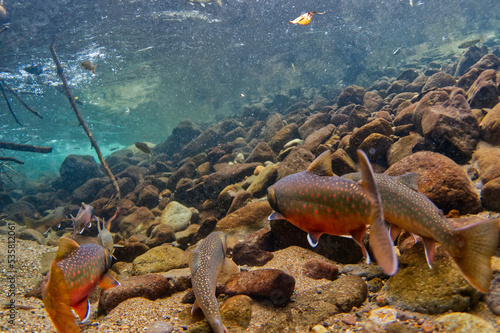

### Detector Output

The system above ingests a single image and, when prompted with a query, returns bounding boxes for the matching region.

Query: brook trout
[267,150,398,275]
[343,172,499,293]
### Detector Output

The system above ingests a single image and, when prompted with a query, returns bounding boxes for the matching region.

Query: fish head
[267,186,278,211]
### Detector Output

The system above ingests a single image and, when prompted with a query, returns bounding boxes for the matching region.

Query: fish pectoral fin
[389,225,402,242]
[72,298,90,323]
[222,258,240,275]
[99,273,120,290]
[307,232,322,247]
[350,228,370,265]
[55,237,80,262]
[268,212,286,220]
[422,237,436,269]
[306,151,334,177]
[191,299,200,316]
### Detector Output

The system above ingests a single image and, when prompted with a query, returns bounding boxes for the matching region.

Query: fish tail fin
[451,218,499,293]
[42,261,80,333]
[357,150,398,276]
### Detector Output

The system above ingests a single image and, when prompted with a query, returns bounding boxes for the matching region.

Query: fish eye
[267,187,277,210]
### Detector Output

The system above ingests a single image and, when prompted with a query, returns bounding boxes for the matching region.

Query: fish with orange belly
[267,150,398,276]
[42,225,119,333]
[343,172,499,293]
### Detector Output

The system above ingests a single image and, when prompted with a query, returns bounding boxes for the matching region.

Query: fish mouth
[267,186,278,211]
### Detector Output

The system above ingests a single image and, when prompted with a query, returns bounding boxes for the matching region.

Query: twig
[0,156,24,164]
[49,41,121,212]
[0,80,21,125]
[0,79,43,119]
[0,141,52,153]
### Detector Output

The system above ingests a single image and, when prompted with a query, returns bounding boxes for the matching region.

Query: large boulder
[56,155,102,191]
[154,120,202,157]
[386,151,481,214]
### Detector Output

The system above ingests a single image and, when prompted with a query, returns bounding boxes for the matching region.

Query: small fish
[291,63,296,72]
[24,206,67,234]
[409,0,413,7]
[134,142,152,156]
[80,61,97,74]
[97,218,114,254]
[188,0,222,7]
[267,150,398,275]
[393,47,402,55]
[289,11,325,26]
[190,232,239,333]
[342,172,499,293]
[71,203,97,238]
[458,39,481,49]
[42,236,119,333]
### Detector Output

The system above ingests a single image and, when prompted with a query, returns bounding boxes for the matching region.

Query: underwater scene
[1,0,500,332]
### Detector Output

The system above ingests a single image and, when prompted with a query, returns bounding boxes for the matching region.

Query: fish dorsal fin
[189,248,201,275]
[396,173,419,191]
[55,237,79,262]
[306,151,334,177]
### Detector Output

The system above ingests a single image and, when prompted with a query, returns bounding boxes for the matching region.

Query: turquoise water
[0,0,498,178]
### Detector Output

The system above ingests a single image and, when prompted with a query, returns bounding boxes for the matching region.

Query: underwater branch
[49,42,122,208]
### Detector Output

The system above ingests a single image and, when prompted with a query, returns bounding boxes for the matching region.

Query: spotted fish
[71,203,96,238]
[42,236,119,332]
[343,172,499,293]
[267,150,398,275]
[24,206,67,234]
[189,231,239,333]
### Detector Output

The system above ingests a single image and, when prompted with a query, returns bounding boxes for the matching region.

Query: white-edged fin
[191,299,200,316]
[269,212,286,220]
[307,232,322,247]
[357,150,398,276]
[422,237,436,269]
[396,173,420,191]
[350,228,370,264]
[306,151,334,177]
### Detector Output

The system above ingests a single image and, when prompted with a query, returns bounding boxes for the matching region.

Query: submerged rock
[160,201,192,232]
[98,274,175,314]
[433,312,495,333]
[383,243,479,314]
[215,200,272,240]
[132,244,188,275]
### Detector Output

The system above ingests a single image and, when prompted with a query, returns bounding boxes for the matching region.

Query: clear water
[0,0,498,179]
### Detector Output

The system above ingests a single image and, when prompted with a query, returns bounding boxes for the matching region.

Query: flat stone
[132,244,188,275]
[433,313,495,333]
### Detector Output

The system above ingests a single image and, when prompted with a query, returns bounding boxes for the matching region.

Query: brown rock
[132,244,188,275]
[418,88,480,163]
[223,269,295,305]
[466,69,499,109]
[454,47,483,77]
[386,151,481,214]
[119,207,155,239]
[203,163,261,199]
[137,184,159,209]
[98,274,175,314]
[387,80,409,95]
[331,148,358,175]
[393,103,417,126]
[473,146,500,184]
[422,72,456,91]
[245,142,277,163]
[146,224,176,248]
[215,200,273,240]
[227,190,253,215]
[246,164,278,198]
[303,258,339,280]
[195,161,212,178]
[480,104,500,145]
[262,113,284,142]
[276,146,315,181]
[114,237,150,263]
[363,91,384,112]
[481,178,500,212]
[387,133,424,166]
[232,228,275,266]
[220,295,253,330]
[268,123,299,152]
[405,75,428,92]
[347,105,370,131]
[298,113,329,139]
[181,128,220,158]
[358,133,393,163]
[166,161,196,191]
[337,85,366,107]
[349,118,393,153]
[303,124,335,152]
